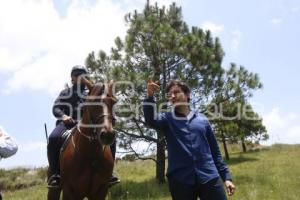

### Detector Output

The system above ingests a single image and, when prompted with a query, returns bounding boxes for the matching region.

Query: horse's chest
[75,159,113,181]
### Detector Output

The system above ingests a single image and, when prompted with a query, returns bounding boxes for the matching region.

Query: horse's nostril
[100,131,106,139]
[99,131,115,145]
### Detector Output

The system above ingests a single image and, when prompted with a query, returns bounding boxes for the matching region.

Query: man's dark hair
[166,80,191,101]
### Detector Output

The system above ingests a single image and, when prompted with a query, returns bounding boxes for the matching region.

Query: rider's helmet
[71,65,88,77]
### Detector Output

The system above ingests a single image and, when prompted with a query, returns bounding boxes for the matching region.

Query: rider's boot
[47,143,61,188]
[108,141,120,187]
[47,174,61,188]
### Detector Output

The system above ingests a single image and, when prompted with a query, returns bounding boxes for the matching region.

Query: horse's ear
[82,76,94,91]
[108,80,114,97]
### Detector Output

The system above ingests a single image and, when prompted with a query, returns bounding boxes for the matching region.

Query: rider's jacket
[52,84,89,125]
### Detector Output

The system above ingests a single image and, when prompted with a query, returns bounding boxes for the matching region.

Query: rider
[47,65,120,187]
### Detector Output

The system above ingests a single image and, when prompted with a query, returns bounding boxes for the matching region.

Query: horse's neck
[73,130,103,159]
[78,110,91,136]
[74,110,104,158]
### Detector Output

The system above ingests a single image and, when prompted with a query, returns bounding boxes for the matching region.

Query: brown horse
[51,81,117,200]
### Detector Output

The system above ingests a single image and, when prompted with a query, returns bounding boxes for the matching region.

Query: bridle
[75,113,112,142]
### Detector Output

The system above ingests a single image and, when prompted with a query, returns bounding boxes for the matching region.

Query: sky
[0,0,299,168]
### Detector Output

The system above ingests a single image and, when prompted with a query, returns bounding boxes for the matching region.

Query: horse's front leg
[89,186,109,200]
[47,187,61,200]
[62,187,83,200]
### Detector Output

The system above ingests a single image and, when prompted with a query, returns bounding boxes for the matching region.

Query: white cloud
[263,107,286,131]
[121,0,187,9]
[230,30,242,52]
[270,18,283,25]
[287,113,298,121]
[262,108,300,145]
[201,21,224,35]
[0,0,128,95]
[0,0,187,96]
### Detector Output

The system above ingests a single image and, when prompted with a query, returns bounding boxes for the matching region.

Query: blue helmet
[71,65,88,77]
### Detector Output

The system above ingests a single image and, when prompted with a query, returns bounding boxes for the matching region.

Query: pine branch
[128,142,157,163]
[115,127,158,143]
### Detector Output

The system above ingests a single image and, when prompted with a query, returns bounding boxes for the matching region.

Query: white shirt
[0,126,18,159]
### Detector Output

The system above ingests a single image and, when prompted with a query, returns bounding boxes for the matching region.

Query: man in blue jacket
[143,79,235,200]
[47,65,119,187]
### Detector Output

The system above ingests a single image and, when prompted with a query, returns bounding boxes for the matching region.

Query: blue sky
[0,0,299,168]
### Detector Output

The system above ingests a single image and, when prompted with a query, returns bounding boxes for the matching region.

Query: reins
[71,113,113,150]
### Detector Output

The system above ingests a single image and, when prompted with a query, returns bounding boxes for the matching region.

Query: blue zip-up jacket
[143,97,232,185]
[52,85,88,124]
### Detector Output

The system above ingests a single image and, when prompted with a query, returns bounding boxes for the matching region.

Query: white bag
[0,126,18,159]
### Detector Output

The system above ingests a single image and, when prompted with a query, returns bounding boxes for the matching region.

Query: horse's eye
[112,117,116,125]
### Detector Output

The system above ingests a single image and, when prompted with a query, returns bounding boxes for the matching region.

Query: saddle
[60,127,75,153]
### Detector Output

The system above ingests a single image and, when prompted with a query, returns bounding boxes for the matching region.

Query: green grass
[228,144,300,200]
[3,184,47,200]
[0,167,46,191]
[2,144,300,200]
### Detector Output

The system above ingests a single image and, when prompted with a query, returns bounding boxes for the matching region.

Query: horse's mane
[87,82,117,103]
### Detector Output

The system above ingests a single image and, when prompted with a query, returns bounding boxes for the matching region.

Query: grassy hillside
[2,144,300,200]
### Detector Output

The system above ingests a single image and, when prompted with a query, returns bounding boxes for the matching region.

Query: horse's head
[84,80,117,146]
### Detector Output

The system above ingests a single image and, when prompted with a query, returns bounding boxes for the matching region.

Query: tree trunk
[154,63,167,184]
[156,130,166,184]
[221,133,230,160]
[241,137,247,153]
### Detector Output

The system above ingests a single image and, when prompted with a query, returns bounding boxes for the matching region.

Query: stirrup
[108,176,121,187]
[47,174,61,189]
